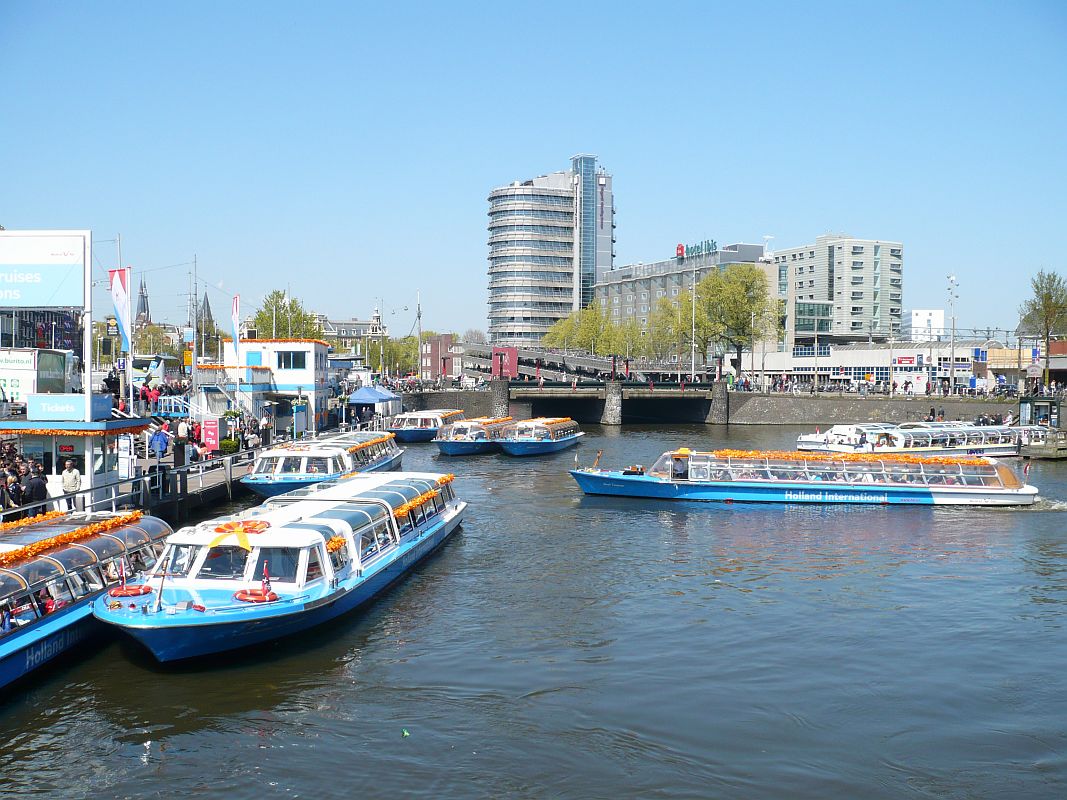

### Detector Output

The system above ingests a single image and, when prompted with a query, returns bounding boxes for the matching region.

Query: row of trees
[542,264,782,366]
[1020,269,1067,383]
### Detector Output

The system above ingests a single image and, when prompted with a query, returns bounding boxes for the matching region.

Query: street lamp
[948,275,959,395]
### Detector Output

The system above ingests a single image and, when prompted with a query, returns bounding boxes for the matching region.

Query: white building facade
[903,309,947,342]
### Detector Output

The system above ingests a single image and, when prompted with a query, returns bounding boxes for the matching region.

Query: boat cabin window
[66,567,106,598]
[165,543,203,577]
[328,539,350,572]
[251,547,301,583]
[255,457,281,474]
[198,546,250,580]
[306,457,331,474]
[279,457,304,474]
[305,547,325,582]
[30,580,75,614]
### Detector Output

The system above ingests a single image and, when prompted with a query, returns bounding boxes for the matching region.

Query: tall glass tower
[487,155,613,345]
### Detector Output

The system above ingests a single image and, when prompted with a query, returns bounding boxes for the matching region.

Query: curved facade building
[487,155,613,345]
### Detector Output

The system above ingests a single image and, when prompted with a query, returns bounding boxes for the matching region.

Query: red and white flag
[108,268,133,353]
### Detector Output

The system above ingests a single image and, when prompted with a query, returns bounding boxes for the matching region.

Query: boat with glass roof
[92,470,466,662]
[0,510,172,689]
[241,431,403,498]
[497,418,584,456]
[387,409,465,442]
[434,416,512,455]
[570,448,1039,506]
[796,422,1047,457]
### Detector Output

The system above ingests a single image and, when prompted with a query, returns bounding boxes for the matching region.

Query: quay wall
[403,391,493,418]
[726,393,1015,426]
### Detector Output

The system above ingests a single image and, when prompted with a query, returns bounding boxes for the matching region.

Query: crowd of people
[0,441,82,520]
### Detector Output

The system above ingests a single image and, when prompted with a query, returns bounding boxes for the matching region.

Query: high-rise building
[770,234,903,348]
[487,154,614,345]
[903,309,946,341]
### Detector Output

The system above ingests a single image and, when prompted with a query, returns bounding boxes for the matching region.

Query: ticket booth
[1020,395,1061,429]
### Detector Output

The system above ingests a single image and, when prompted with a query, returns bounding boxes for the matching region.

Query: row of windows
[776,250,817,263]
[489,286,572,298]
[490,196,573,209]
[489,209,573,222]
[489,301,572,312]
[489,239,573,251]
[489,255,572,266]
[489,224,573,236]
[489,272,573,283]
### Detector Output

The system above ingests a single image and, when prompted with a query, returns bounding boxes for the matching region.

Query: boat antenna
[593,449,603,469]
[153,554,170,613]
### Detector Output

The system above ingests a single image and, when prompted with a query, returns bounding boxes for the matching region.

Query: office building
[315,312,386,354]
[594,242,767,328]
[903,309,947,342]
[770,234,903,349]
[487,154,614,345]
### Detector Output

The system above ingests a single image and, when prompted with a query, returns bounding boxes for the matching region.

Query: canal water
[2,425,1067,799]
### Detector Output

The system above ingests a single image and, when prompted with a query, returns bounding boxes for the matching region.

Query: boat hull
[498,433,583,456]
[390,427,439,443]
[569,469,1039,506]
[435,440,499,455]
[0,604,102,691]
[96,507,465,662]
[241,451,402,497]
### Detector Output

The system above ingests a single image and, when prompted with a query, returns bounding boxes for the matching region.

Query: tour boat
[796,422,1047,458]
[497,417,585,456]
[241,431,403,498]
[92,470,466,662]
[434,416,512,455]
[0,510,172,689]
[570,448,1039,506]
[387,409,466,442]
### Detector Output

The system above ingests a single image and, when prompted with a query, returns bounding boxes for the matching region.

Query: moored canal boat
[571,449,1039,506]
[92,470,466,662]
[797,422,1047,458]
[0,511,172,689]
[240,431,403,498]
[434,416,512,455]
[497,418,584,456]
[387,409,466,442]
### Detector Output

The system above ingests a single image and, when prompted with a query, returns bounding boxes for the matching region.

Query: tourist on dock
[149,428,169,458]
[24,467,49,517]
[2,475,22,520]
[61,459,81,510]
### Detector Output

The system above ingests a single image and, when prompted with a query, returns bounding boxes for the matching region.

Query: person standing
[61,459,81,510]
[1,475,21,521]
[24,467,49,518]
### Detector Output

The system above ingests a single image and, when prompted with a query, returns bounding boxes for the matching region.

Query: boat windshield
[196,546,250,580]
[250,547,302,583]
[254,457,280,475]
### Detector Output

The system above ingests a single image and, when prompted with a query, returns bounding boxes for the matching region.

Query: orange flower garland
[0,509,66,533]
[8,427,151,437]
[437,474,456,485]
[0,511,144,568]
[707,449,988,467]
[347,433,395,453]
[213,520,270,534]
[392,489,441,518]
[326,536,347,553]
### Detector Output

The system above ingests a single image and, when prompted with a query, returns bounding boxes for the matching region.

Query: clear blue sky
[2,1,1064,338]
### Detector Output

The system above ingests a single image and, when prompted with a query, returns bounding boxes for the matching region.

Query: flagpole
[118,235,134,415]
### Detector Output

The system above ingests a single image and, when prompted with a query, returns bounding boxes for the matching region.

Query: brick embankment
[402,390,492,417]
[727,392,1016,426]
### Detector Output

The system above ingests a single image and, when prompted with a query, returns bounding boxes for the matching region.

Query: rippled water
[2,425,1067,799]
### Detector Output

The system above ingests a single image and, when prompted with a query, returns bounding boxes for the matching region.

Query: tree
[543,312,581,351]
[133,323,181,359]
[1019,269,1067,385]
[647,296,688,364]
[252,290,324,340]
[698,264,774,372]
[462,328,487,344]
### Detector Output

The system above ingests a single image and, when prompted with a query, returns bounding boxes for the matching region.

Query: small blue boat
[497,418,584,456]
[388,409,465,442]
[241,431,403,498]
[571,448,1039,506]
[0,512,172,690]
[434,416,512,455]
[92,470,466,662]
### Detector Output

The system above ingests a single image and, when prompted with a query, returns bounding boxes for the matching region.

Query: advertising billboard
[36,350,67,394]
[491,346,519,378]
[0,230,89,307]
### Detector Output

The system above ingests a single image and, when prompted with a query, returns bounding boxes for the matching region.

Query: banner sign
[0,231,88,307]
[491,346,519,378]
[203,418,220,450]
[231,294,241,366]
[27,393,113,422]
[108,268,133,354]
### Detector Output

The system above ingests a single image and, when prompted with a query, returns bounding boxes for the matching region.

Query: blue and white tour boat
[796,422,1047,458]
[241,431,403,498]
[92,470,466,662]
[387,409,465,442]
[497,417,584,456]
[434,416,512,455]
[571,448,1039,506]
[1,510,172,689]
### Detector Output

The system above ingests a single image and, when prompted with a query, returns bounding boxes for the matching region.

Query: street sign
[116,357,126,370]
[106,318,119,337]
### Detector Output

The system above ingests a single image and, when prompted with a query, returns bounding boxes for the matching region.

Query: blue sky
[1,1,1064,338]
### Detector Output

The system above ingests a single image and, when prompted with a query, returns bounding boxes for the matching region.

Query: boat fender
[234,589,279,603]
[109,584,153,598]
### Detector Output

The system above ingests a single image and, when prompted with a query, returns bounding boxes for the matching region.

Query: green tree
[1019,269,1067,384]
[252,290,324,340]
[647,296,688,364]
[543,311,581,351]
[133,323,181,358]
[698,264,774,371]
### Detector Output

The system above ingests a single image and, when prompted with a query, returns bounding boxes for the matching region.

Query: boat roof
[516,417,575,427]
[671,448,994,467]
[456,416,512,425]
[394,409,464,418]
[170,471,452,546]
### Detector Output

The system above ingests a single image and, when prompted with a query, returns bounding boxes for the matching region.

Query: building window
[851,292,863,299]
[277,351,307,370]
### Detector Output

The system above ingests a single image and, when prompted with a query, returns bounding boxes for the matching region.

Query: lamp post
[690,264,697,382]
[948,275,959,395]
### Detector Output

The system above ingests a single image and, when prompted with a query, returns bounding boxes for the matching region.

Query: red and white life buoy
[233,589,278,603]
[108,584,153,598]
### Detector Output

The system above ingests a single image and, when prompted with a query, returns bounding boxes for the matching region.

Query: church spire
[135,277,151,325]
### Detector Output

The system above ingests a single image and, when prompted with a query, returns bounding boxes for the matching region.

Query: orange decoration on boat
[0,511,144,568]
[0,509,65,533]
[326,536,347,553]
[708,449,988,467]
[213,520,271,534]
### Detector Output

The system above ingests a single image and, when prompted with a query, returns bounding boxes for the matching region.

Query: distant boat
[571,448,1039,506]
[0,511,173,689]
[388,409,465,442]
[241,431,403,498]
[434,416,512,455]
[92,470,466,662]
[497,418,584,456]
[797,422,1047,458]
